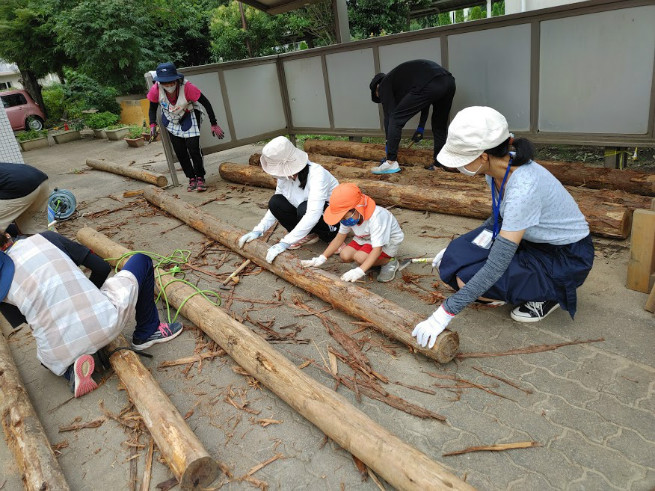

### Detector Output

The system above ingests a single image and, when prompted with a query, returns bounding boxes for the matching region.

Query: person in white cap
[237,136,340,263]
[412,106,594,349]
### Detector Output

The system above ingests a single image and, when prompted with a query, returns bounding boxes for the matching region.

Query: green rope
[106,249,222,324]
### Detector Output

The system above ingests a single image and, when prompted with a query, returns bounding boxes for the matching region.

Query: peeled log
[220,162,631,239]
[303,140,655,196]
[142,186,459,364]
[76,227,473,491]
[102,334,219,489]
[0,334,70,491]
[86,158,168,187]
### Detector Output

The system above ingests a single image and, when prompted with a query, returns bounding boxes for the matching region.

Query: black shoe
[510,300,560,323]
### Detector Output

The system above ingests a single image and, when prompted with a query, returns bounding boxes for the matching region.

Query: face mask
[341,217,358,226]
[163,84,177,93]
[458,162,483,176]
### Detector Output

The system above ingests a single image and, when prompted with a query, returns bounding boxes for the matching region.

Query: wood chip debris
[443,441,541,457]
[456,338,604,359]
[58,417,106,433]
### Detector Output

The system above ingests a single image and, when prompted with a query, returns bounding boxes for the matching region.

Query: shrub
[85,112,120,130]
[105,124,127,131]
[41,85,66,125]
[127,125,144,139]
[62,69,122,115]
[15,129,48,142]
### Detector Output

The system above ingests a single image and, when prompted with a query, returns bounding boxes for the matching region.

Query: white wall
[506,0,586,14]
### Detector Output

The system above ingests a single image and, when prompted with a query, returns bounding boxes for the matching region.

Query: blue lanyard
[491,162,512,239]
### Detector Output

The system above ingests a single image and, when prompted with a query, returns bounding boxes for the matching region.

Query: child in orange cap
[301,183,404,283]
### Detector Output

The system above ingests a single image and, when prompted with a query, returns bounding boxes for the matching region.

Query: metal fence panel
[539,5,655,134]
[183,72,230,147]
[283,57,331,128]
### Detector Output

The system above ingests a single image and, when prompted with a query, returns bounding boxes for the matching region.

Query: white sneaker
[371,160,401,175]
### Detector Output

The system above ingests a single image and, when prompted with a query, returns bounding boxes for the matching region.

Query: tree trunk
[303,140,655,196]
[18,68,47,119]
[220,162,632,239]
[103,334,220,489]
[142,186,459,363]
[0,334,70,491]
[76,227,474,491]
[86,159,168,187]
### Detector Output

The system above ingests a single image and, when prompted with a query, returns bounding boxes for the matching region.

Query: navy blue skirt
[439,226,594,318]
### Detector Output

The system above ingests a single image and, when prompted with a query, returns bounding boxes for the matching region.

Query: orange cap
[323,183,376,225]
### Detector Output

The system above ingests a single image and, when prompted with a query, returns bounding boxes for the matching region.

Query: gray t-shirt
[486,162,589,245]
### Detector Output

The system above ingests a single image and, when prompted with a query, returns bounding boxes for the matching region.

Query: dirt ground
[1,135,654,490]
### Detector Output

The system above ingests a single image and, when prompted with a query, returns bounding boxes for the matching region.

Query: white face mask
[458,161,483,176]
[162,84,177,93]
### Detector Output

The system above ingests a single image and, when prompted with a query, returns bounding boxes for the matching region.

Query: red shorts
[346,240,391,259]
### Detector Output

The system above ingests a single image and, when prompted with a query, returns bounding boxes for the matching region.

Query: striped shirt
[6,235,138,375]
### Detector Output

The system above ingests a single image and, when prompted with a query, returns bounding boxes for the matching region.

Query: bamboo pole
[303,140,655,196]
[103,334,220,489]
[0,333,70,491]
[86,158,168,187]
[76,227,474,491]
[219,162,632,240]
[141,186,459,363]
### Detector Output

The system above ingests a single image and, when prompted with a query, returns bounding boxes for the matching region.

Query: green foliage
[346,0,433,38]
[84,111,120,130]
[127,125,144,139]
[41,84,66,124]
[492,1,505,17]
[468,6,485,21]
[15,129,47,142]
[63,70,121,114]
[105,124,127,131]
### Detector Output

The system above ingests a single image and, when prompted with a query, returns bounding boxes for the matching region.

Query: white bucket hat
[260,136,308,177]
[437,106,510,168]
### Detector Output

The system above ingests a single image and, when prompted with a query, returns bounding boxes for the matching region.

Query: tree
[347,0,432,38]
[0,0,70,116]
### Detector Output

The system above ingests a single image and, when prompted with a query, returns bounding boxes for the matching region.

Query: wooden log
[86,158,168,187]
[626,209,655,293]
[102,334,219,489]
[0,334,70,491]
[645,282,655,313]
[76,228,473,491]
[303,140,655,196]
[142,186,459,364]
[220,162,632,240]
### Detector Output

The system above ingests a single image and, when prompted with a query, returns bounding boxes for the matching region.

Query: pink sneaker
[73,354,98,398]
[288,233,320,250]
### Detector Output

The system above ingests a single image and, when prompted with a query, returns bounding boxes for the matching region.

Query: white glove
[300,255,327,268]
[432,247,447,269]
[340,267,365,282]
[412,305,454,349]
[266,242,289,263]
[238,230,262,248]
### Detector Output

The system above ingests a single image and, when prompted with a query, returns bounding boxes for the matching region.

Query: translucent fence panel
[449,24,532,131]
[283,57,331,129]
[222,63,286,139]
[539,5,655,134]
[184,72,230,148]
[325,49,381,129]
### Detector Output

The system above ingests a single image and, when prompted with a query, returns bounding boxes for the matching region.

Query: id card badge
[472,229,493,249]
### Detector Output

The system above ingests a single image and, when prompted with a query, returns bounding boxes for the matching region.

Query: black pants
[268,194,337,243]
[385,74,456,162]
[169,133,205,179]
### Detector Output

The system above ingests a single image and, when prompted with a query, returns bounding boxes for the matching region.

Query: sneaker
[196,177,207,192]
[187,178,197,192]
[371,160,401,175]
[288,233,319,250]
[72,354,98,398]
[510,300,560,323]
[132,322,183,351]
[377,257,399,283]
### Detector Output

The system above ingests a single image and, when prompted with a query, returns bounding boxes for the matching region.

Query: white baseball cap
[260,136,308,177]
[437,106,510,168]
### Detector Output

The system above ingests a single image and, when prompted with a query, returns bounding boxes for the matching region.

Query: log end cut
[180,455,221,490]
[432,330,460,363]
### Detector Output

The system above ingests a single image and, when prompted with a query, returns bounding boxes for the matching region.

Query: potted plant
[51,124,82,144]
[85,111,119,139]
[141,128,160,142]
[124,125,145,147]
[104,124,130,141]
[16,129,49,151]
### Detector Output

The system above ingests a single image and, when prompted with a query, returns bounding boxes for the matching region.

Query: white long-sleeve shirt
[253,162,339,245]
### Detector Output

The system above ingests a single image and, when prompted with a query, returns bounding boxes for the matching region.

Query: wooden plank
[627,209,655,293]
[646,282,655,313]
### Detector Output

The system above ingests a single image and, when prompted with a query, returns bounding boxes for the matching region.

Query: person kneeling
[301,183,404,283]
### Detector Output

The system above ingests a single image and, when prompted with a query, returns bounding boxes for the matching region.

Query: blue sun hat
[153,62,184,83]
[0,251,15,302]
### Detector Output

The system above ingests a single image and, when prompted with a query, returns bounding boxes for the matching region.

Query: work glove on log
[340,267,365,282]
[238,231,262,248]
[211,124,224,139]
[266,242,289,263]
[412,305,454,349]
[300,255,327,268]
[411,126,424,143]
